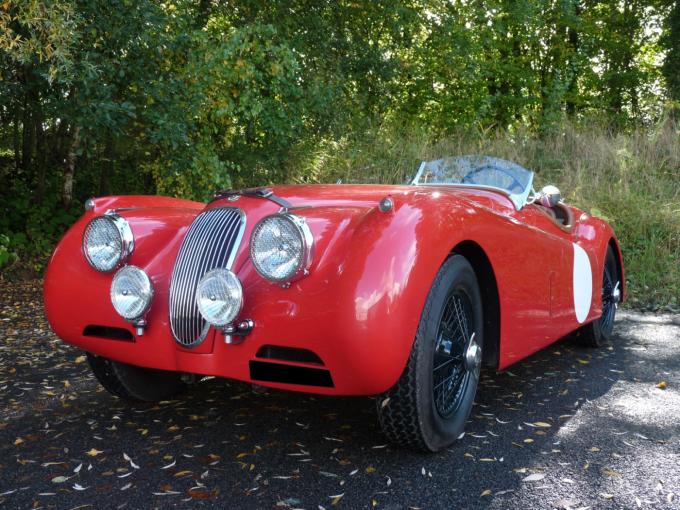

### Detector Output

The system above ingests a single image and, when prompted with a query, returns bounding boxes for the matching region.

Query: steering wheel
[462,165,524,193]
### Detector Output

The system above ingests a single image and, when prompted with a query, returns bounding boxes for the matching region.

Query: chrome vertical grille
[169,207,245,347]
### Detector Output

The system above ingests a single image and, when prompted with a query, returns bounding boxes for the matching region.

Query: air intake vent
[169,207,245,347]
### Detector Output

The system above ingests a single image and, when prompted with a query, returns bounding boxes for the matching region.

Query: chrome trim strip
[410,161,426,185]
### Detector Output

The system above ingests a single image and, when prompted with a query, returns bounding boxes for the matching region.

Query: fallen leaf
[523,473,546,482]
[86,448,103,457]
[480,489,492,497]
[656,381,667,390]
[329,493,344,505]
[74,355,86,364]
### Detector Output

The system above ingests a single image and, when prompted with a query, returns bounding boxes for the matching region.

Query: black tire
[377,255,484,452]
[87,353,186,402]
[575,246,619,347]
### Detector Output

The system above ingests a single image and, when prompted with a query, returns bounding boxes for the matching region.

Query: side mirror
[538,185,561,208]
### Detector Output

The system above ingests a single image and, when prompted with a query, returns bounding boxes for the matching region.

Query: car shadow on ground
[1,283,678,509]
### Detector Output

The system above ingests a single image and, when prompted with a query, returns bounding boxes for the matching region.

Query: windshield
[411,155,534,210]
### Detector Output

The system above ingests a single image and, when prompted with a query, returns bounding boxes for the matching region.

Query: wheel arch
[451,240,501,368]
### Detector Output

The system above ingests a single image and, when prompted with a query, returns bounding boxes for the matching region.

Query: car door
[463,191,569,365]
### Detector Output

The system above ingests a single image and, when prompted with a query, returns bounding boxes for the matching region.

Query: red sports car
[44,156,624,451]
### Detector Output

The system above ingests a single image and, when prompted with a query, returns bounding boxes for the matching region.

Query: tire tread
[87,353,140,401]
[377,256,452,451]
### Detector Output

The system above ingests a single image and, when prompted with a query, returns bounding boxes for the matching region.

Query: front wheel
[377,255,484,452]
[87,353,186,402]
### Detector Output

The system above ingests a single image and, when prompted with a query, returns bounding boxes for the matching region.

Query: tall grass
[288,121,680,309]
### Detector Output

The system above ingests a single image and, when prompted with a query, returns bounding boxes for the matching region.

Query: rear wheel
[377,255,484,452]
[575,246,620,347]
[87,353,186,402]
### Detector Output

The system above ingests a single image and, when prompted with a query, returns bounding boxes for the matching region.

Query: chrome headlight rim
[82,213,134,272]
[195,268,244,327]
[110,265,154,321]
[249,213,314,284]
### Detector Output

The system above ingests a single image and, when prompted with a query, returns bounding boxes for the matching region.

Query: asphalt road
[1,280,679,510]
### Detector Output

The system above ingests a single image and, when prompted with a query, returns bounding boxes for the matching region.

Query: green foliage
[662,1,680,106]
[0,0,678,305]
[0,233,18,269]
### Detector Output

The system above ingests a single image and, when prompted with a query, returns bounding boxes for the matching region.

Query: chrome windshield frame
[410,157,534,211]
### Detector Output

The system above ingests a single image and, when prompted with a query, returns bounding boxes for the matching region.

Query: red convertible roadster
[44,156,624,451]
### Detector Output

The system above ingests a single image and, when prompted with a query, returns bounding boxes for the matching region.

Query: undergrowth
[287,121,680,309]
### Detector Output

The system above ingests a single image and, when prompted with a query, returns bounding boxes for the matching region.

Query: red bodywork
[44,185,625,395]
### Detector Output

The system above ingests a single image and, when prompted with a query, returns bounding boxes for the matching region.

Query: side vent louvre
[83,325,134,342]
[249,361,334,388]
[255,345,324,366]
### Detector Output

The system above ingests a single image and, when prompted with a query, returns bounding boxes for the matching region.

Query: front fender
[44,197,204,354]
[246,193,473,394]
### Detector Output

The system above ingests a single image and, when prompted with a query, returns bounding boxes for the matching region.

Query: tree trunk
[99,134,113,195]
[13,108,20,172]
[63,126,81,208]
[36,110,46,200]
[21,95,32,174]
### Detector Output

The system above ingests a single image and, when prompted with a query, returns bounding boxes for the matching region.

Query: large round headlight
[83,214,134,272]
[250,214,313,283]
[111,266,153,321]
[196,268,243,326]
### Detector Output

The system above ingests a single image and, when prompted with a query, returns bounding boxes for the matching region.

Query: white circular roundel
[572,243,593,323]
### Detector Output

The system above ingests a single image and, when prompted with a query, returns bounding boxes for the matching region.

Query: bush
[0,233,18,270]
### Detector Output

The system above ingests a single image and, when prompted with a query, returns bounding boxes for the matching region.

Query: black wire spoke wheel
[432,290,473,418]
[575,246,619,347]
[376,255,484,452]
[600,264,616,333]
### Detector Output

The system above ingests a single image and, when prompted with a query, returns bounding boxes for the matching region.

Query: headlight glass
[250,214,312,283]
[110,266,153,320]
[83,215,133,272]
[196,268,243,326]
